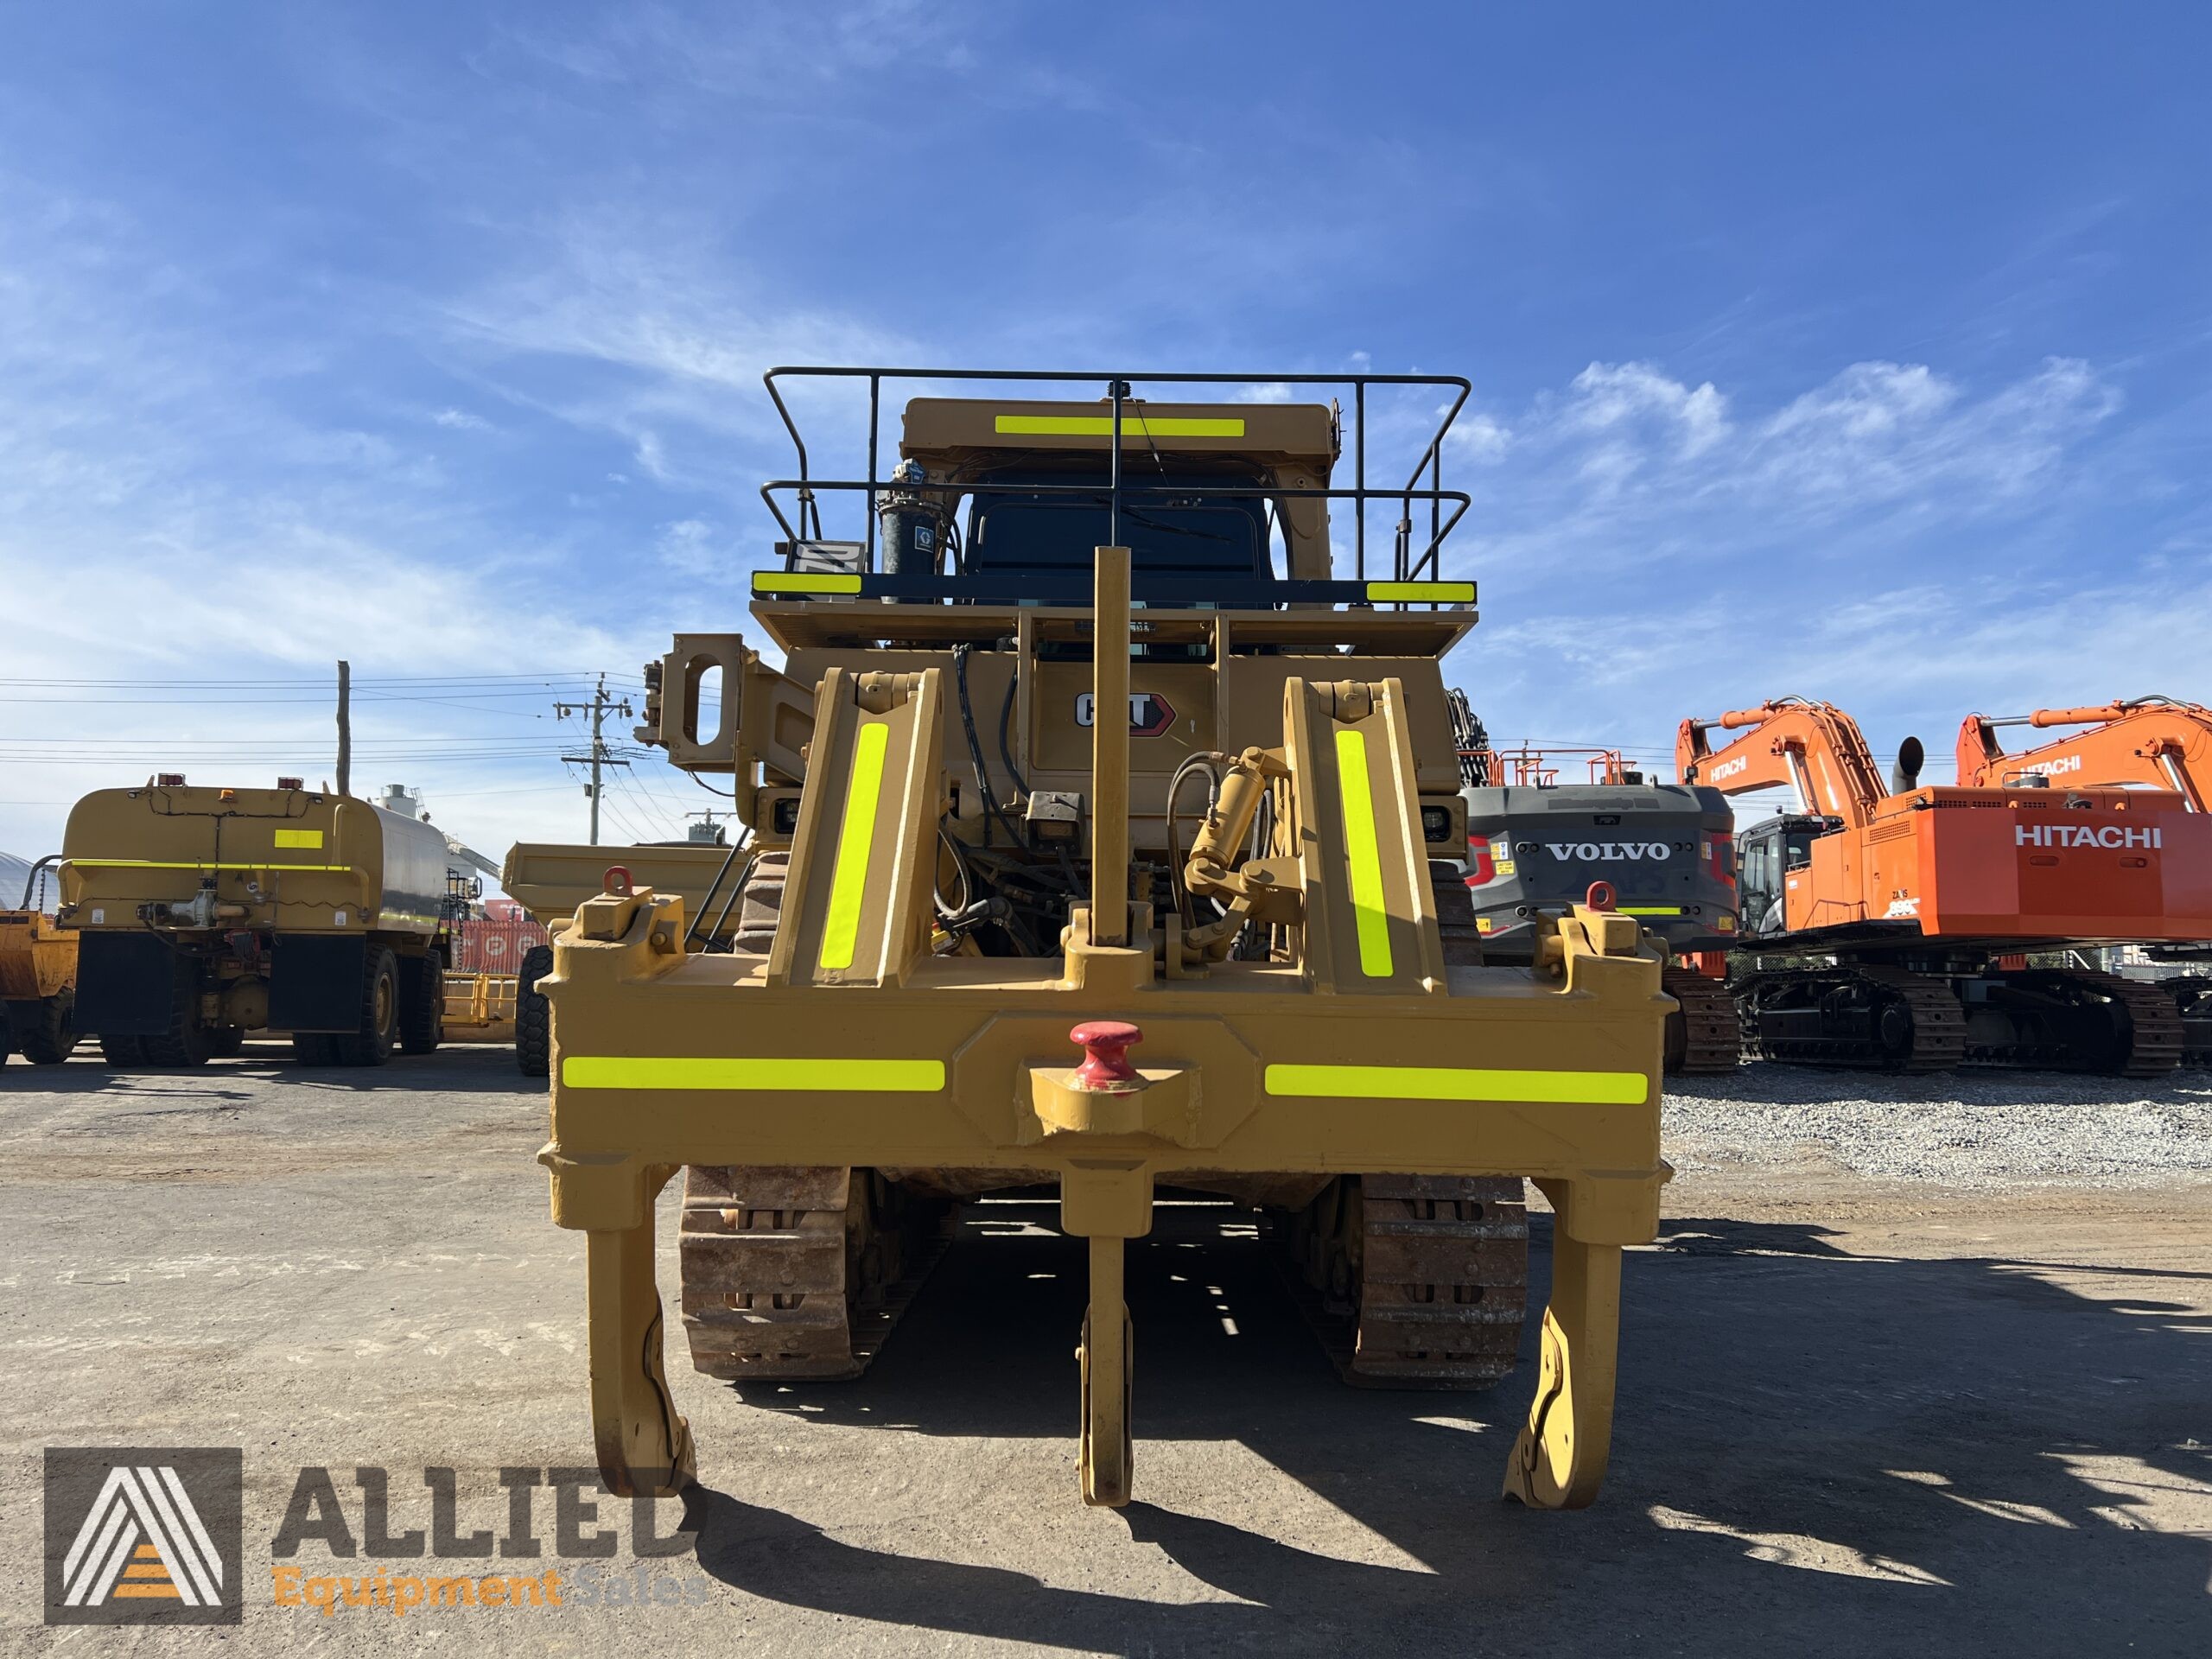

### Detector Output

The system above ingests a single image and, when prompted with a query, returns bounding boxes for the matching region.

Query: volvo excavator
[1958,695,2212,1062]
[1678,696,2212,1074]
[533,368,1672,1512]
[1450,714,1741,1071]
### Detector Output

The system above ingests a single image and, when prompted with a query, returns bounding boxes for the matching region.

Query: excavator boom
[1956,696,2212,810]
[1675,696,1896,828]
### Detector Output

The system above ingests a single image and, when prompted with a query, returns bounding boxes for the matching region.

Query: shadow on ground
[678,1199,2210,1656]
[2,1041,530,1095]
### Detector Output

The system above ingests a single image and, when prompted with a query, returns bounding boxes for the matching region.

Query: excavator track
[1272,1174,1528,1389]
[1741,963,1966,1072]
[2047,969,2182,1078]
[1662,965,1740,1073]
[678,1166,955,1381]
[2158,976,2212,1068]
[2096,972,2187,1077]
[1954,968,2183,1077]
[1428,859,1486,965]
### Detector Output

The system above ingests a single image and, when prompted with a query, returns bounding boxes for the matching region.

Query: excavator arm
[1955,696,2212,810]
[1675,696,1897,828]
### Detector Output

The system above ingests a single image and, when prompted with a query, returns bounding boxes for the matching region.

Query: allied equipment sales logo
[45,1448,244,1626]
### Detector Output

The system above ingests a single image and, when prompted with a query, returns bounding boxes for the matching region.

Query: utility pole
[555,673,633,845]
[335,659,352,798]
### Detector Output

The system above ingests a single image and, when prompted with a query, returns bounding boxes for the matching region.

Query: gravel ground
[1666,1065,2212,1188]
[1,1047,2206,1656]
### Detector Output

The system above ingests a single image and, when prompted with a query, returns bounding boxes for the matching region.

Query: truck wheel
[99,1034,147,1066]
[334,946,401,1067]
[20,989,80,1065]
[292,1033,337,1066]
[398,955,444,1056]
[516,944,553,1079]
[143,963,212,1067]
[0,1017,13,1064]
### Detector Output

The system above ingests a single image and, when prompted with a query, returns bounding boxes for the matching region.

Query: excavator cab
[1736,813,1838,937]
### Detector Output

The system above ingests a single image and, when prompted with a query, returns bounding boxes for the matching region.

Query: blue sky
[3,3,2208,859]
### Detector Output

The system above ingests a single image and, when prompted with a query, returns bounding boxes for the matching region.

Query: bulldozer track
[1270,1174,1528,1389]
[1662,966,1739,1073]
[678,1166,955,1382]
[1742,963,1966,1073]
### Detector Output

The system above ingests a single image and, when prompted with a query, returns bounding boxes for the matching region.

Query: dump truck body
[537,370,1671,1511]
[56,783,458,1066]
[503,840,766,1077]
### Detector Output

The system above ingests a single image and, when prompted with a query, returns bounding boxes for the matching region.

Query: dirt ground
[1,1045,2207,1656]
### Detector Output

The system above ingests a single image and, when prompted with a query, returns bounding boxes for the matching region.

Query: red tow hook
[1068,1021,1143,1090]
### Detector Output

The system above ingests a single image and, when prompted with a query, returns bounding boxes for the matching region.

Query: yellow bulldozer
[536,369,1670,1510]
[1,857,79,1065]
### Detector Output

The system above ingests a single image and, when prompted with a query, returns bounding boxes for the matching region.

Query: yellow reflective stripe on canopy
[1618,906,1682,916]
[993,415,1246,438]
[753,571,863,595]
[1364,581,1474,603]
[755,571,862,595]
[1265,1063,1649,1105]
[563,1056,945,1092]
[820,721,889,971]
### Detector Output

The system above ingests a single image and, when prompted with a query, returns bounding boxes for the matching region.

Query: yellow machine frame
[540,546,1669,1510]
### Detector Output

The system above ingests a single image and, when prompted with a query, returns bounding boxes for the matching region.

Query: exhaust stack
[1891,735,1924,794]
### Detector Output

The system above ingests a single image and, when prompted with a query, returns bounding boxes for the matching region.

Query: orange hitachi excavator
[1957,694,2212,1061]
[1677,695,2212,1074]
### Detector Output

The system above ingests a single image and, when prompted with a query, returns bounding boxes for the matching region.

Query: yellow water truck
[58,779,457,1066]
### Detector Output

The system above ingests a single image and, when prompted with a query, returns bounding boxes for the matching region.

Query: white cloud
[431,406,491,429]
[1436,353,2151,785]
[1562,360,1732,460]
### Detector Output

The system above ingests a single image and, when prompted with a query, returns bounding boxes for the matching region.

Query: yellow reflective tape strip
[1334,727,1393,977]
[65,859,353,872]
[821,721,890,971]
[273,829,324,849]
[1364,581,1475,603]
[1265,1063,1649,1105]
[993,415,1246,438]
[1619,906,1682,916]
[563,1056,945,1092]
[753,571,863,595]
